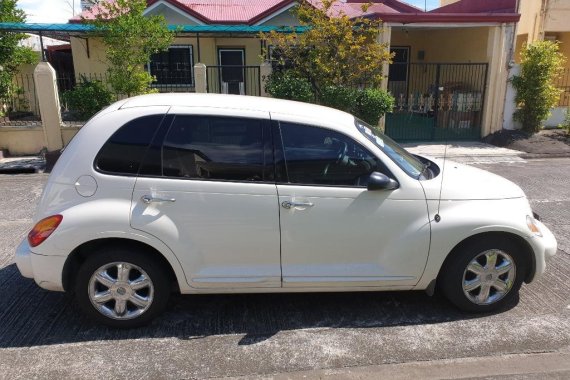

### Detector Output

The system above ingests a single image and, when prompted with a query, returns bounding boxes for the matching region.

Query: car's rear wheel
[439,238,528,313]
[75,247,170,328]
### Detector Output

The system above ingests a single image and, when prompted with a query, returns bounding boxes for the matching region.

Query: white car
[15,94,557,327]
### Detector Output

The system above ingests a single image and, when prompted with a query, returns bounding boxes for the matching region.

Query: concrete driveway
[0,158,569,379]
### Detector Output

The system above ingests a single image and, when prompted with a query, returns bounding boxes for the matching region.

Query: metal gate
[206,65,261,96]
[385,63,488,142]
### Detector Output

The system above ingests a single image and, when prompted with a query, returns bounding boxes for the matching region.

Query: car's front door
[274,120,430,288]
[130,108,281,289]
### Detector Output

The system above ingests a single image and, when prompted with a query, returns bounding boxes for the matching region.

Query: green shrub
[320,85,394,125]
[354,88,395,125]
[265,70,314,103]
[266,71,394,125]
[63,77,114,120]
[512,41,565,133]
[319,85,357,113]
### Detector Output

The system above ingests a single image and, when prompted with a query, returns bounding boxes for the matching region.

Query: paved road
[0,158,569,379]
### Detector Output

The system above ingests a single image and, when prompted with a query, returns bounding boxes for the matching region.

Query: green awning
[0,22,308,34]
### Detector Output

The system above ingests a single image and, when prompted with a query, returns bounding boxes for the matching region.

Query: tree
[0,0,37,115]
[512,41,565,133]
[261,0,392,95]
[89,0,174,97]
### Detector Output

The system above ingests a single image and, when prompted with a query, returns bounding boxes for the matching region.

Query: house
[1,0,521,142]
[443,0,570,127]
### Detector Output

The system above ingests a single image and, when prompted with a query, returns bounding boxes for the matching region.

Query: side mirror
[367,172,399,191]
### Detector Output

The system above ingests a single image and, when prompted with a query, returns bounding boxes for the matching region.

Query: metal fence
[386,62,488,142]
[4,74,41,118]
[555,68,570,107]
[206,66,261,96]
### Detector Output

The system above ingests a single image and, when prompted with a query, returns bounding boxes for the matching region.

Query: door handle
[281,200,314,209]
[141,195,176,204]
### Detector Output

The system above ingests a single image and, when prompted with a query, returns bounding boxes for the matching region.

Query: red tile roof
[70,0,520,25]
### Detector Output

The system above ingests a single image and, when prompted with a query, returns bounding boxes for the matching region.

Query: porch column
[481,24,512,137]
[34,62,63,152]
[260,61,272,97]
[378,23,391,132]
[194,63,207,93]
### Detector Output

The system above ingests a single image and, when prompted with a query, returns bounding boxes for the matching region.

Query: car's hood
[421,158,526,200]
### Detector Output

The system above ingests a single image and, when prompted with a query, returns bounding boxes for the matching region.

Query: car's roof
[120,93,355,127]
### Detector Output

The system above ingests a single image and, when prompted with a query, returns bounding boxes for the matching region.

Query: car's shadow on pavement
[0,264,518,348]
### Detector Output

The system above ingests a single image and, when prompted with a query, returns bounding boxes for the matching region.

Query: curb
[520,152,570,159]
[220,350,570,380]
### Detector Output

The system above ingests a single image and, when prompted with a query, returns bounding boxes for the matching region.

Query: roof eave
[372,13,521,24]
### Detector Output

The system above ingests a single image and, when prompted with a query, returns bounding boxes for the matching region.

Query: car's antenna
[434,141,447,223]
[434,91,448,223]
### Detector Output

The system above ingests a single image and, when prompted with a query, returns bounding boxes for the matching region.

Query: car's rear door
[130,107,281,289]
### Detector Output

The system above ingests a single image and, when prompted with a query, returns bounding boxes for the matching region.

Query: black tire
[439,237,528,313]
[75,246,170,328]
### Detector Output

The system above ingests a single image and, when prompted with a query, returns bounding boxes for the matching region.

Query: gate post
[194,63,207,93]
[377,23,391,133]
[34,62,63,152]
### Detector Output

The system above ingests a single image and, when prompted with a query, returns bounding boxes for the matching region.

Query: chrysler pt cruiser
[15,94,557,327]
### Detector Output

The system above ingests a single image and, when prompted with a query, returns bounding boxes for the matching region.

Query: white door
[131,108,281,289]
[275,121,431,288]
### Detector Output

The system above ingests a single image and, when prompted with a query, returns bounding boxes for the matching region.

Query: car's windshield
[355,119,424,179]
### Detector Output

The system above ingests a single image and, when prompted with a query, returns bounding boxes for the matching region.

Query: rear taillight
[28,215,63,247]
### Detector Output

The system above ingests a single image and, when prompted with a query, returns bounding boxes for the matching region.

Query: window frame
[273,120,394,188]
[147,45,195,88]
[143,114,275,184]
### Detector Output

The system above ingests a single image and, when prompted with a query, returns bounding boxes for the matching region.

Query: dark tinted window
[163,116,266,181]
[95,115,164,174]
[279,122,383,187]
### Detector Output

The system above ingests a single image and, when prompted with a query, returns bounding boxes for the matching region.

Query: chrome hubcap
[88,262,154,320]
[462,249,516,305]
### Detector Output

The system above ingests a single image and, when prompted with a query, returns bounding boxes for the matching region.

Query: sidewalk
[403,141,525,164]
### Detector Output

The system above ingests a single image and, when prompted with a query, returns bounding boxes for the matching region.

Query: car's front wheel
[75,247,170,328]
[439,238,528,313]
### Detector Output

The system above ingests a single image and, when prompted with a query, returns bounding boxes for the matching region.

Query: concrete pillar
[33,62,63,151]
[194,63,207,93]
[502,64,521,130]
[260,61,272,97]
[481,24,510,137]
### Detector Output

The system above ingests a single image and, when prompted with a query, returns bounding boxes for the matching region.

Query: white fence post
[194,63,207,93]
[34,62,63,151]
[260,61,272,97]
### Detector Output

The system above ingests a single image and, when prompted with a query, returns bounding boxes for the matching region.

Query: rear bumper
[15,239,34,278]
[526,220,557,282]
[15,239,66,292]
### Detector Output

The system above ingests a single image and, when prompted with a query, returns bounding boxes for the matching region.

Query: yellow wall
[517,0,542,37]
[439,0,458,5]
[514,33,528,62]
[390,27,489,63]
[71,35,266,76]
[70,37,109,76]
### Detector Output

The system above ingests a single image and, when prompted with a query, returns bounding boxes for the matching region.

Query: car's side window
[162,115,267,182]
[278,122,384,187]
[95,114,165,175]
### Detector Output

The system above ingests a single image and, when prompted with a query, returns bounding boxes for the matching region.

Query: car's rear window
[95,115,164,175]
